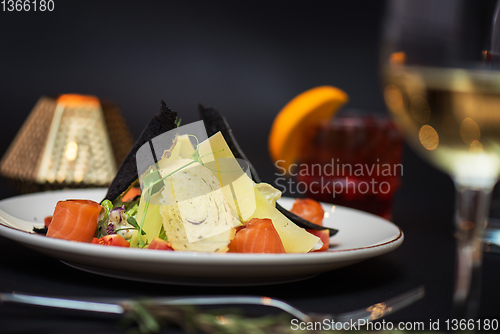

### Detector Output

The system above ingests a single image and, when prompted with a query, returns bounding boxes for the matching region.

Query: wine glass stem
[452,184,492,319]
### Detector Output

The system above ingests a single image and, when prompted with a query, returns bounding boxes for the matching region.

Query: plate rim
[0,188,404,265]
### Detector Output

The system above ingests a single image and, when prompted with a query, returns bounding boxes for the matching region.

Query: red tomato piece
[147,237,174,251]
[91,237,99,244]
[290,198,325,226]
[228,218,286,253]
[96,235,130,247]
[306,229,329,252]
[44,216,52,228]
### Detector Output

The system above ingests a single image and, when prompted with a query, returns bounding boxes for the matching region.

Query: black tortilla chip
[103,101,178,202]
[198,104,338,236]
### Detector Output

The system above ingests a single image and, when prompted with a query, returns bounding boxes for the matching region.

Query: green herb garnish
[123,203,139,220]
[127,217,146,235]
[158,225,168,242]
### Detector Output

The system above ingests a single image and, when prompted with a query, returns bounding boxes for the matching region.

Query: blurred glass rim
[324,109,397,129]
[381,0,499,68]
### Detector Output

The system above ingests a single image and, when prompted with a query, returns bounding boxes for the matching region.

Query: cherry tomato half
[290,198,325,226]
[147,237,174,251]
[94,234,130,247]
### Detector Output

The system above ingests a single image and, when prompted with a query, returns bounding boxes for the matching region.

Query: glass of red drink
[295,111,403,220]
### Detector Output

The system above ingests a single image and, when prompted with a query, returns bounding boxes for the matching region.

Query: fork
[0,286,424,323]
[0,209,44,233]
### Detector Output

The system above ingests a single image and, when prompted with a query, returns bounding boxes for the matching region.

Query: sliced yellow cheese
[177,134,196,159]
[132,135,198,248]
[198,132,319,253]
[198,132,256,222]
[143,134,194,180]
[131,192,163,247]
[129,230,139,248]
[157,137,182,169]
[249,184,319,253]
[159,159,235,252]
[256,183,281,205]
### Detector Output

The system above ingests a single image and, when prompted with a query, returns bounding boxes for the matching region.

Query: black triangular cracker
[198,104,338,236]
[104,100,178,202]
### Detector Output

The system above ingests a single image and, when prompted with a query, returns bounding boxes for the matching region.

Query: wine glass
[381,0,500,319]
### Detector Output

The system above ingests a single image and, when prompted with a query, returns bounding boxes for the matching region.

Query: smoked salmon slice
[290,198,324,226]
[46,200,102,243]
[228,218,285,253]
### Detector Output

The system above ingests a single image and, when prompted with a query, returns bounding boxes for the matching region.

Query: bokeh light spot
[64,141,78,161]
[419,125,439,150]
[469,140,483,153]
[384,85,405,115]
[460,118,480,145]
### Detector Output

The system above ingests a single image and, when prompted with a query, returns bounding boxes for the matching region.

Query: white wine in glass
[382,0,500,319]
[384,66,500,187]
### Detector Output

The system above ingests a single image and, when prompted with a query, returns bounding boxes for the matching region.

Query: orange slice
[268,86,348,175]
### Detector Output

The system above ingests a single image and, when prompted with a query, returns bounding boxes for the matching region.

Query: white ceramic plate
[0,188,403,286]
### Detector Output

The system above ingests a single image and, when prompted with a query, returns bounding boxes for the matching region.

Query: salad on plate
[41,101,337,254]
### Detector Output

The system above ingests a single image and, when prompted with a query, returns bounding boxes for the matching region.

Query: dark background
[0,1,499,332]
[0,0,387,189]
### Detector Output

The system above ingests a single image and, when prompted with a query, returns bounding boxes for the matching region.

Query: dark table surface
[0,145,499,334]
